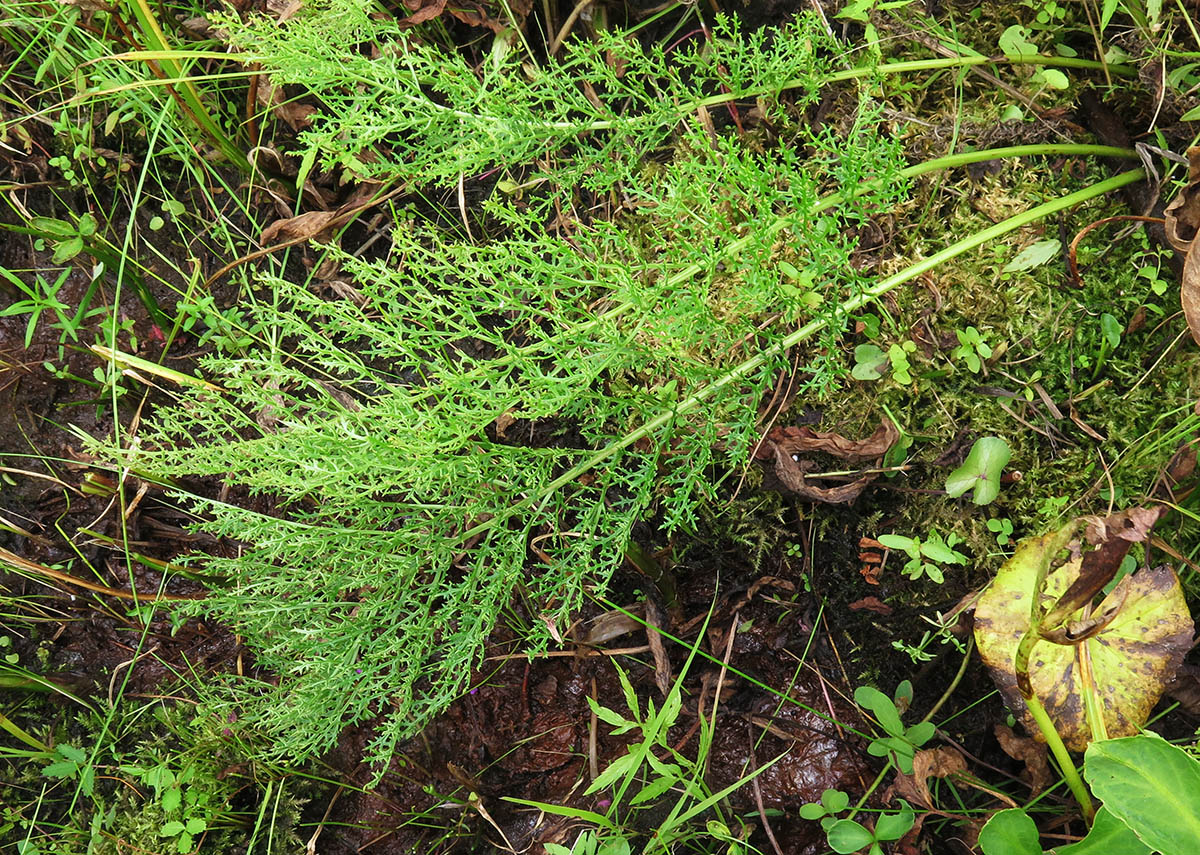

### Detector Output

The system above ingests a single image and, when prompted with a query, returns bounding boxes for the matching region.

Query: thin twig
[747,721,784,855]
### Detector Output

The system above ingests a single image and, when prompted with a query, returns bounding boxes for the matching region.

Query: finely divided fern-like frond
[122,7,909,778]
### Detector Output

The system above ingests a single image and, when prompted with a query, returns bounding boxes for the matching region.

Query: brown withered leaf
[769,449,873,503]
[644,598,672,698]
[888,747,966,809]
[266,0,303,23]
[1167,663,1200,716]
[398,0,447,29]
[849,596,892,616]
[1165,147,1200,343]
[254,73,316,131]
[1045,506,1164,630]
[259,209,341,245]
[447,0,531,32]
[1165,441,1199,486]
[1165,146,1200,253]
[759,419,899,504]
[994,724,1051,794]
[1082,505,1165,545]
[759,419,900,462]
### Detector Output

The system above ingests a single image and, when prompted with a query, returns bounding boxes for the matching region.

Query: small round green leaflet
[826,819,876,854]
[945,437,1010,505]
[974,527,1193,750]
[1085,734,1200,855]
[978,809,1040,855]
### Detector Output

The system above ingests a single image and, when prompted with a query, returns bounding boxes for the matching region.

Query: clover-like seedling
[851,344,888,381]
[945,436,1011,505]
[799,788,851,830]
[951,326,993,373]
[825,801,915,855]
[877,531,967,584]
[987,517,1014,545]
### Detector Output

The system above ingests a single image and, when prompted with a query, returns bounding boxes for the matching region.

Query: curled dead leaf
[1164,147,1200,343]
[759,419,899,504]
[849,596,892,616]
[398,0,448,29]
[759,419,900,462]
[994,724,1051,794]
[887,746,965,810]
[259,209,341,246]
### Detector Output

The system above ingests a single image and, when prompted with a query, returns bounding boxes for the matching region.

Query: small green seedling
[799,788,851,830]
[887,341,917,385]
[851,344,889,381]
[987,518,1014,545]
[1138,263,1170,297]
[951,326,992,373]
[1093,312,1122,379]
[877,530,967,583]
[825,801,915,855]
[945,436,1011,505]
[853,683,934,774]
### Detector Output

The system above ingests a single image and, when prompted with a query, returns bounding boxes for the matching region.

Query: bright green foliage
[886,340,917,385]
[945,436,1011,505]
[978,809,1041,855]
[853,684,934,774]
[508,636,766,852]
[976,735,1195,855]
[1085,734,1200,855]
[851,344,889,381]
[951,326,993,373]
[799,787,851,823]
[877,530,967,583]
[825,802,914,855]
[120,8,910,775]
[218,2,839,193]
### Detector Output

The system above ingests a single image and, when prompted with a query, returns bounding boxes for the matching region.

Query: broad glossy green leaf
[30,216,76,237]
[51,235,84,264]
[875,802,914,841]
[1084,734,1200,855]
[854,685,903,736]
[978,808,1040,855]
[1051,806,1151,855]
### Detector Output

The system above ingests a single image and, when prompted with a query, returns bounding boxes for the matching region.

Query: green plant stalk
[1012,521,1094,823]
[412,54,1138,132]
[122,0,252,173]
[459,169,1146,545]
[1024,691,1095,824]
[687,53,1136,115]
[407,144,1139,400]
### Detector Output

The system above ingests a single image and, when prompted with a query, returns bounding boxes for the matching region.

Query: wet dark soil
[317,558,879,855]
